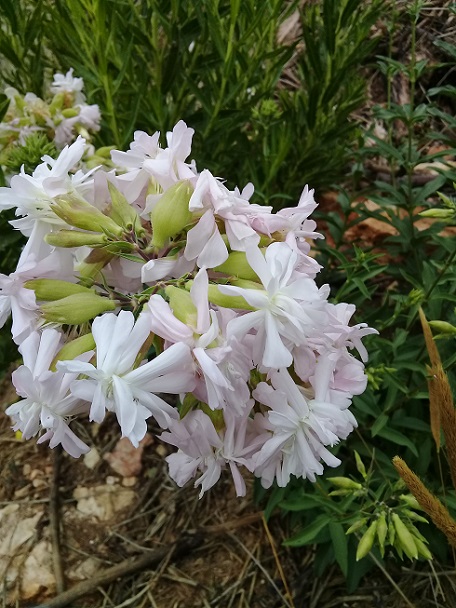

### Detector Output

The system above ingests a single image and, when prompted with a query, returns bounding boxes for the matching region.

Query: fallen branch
[34,531,204,608]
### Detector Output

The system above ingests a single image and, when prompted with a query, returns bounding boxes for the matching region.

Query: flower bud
[41,293,116,324]
[150,181,193,249]
[346,519,368,535]
[413,537,432,560]
[49,92,64,113]
[61,107,80,118]
[354,451,367,479]
[392,513,418,559]
[429,320,456,335]
[214,251,260,280]
[327,477,363,490]
[400,494,422,510]
[51,193,123,237]
[356,520,378,561]
[207,285,254,311]
[107,182,145,236]
[45,230,108,248]
[25,279,95,301]
[376,513,388,557]
[419,208,454,219]
[165,286,197,326]
[50,333,96,371]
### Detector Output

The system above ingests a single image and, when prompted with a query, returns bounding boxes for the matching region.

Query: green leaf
[371,414,388,437]
[329,521,348,576]
[376,427,419,457]
[284,514,333,547]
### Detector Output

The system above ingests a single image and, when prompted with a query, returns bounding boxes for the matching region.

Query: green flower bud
[150,181,193,249]
[214,251,260,280]
[402,509,428,524]
[41,292,116,324]
[419,208,454,219]
[61,107,80,118]
[388,519,395,546]
[96,146,116,158]
[413,537,432,560]
[376,513,388,557]
[327,476,363,490]
[51,193,123,237]
[165,286,197,326]
[429,320,456,335]
[392,513,418,559]
[50,333,96,371]
[356,520,378,561]
[346,519,368,535]
[49,92,65,113]
[45,230,108,248]
[354,451,367,479]
[25,279,95,301]
[207,284,255,311]
[400,494,422,510]
[107,182,145,236]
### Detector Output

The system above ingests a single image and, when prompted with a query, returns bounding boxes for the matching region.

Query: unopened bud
[151,181,193,249]
[50,333,96,371]
[327,477,363,490]
[413,537,432,560]
[45,229,108,248]
[61,107,79,118]
[51,193,123,237]
[214,251,260,280]
[41,292,116,324]
[429,320,456,335]
[419,208,454,219]
[49,92,64,113]
[376,513,388,557]
[165,286,197,326]
[346,519,368,535]
[107,182,145,235]
[207,284,254,311]
[356,520,378,561]
[392,513,418,559]
[25,279,95,301]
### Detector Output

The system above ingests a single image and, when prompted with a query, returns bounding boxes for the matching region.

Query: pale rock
[73,484,136,521]
[20,540,55,600]
[83,447,100,470]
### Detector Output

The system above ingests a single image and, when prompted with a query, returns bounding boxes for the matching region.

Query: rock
[21,541,55,600]
[103,435,153,477]
[73,484,136,521]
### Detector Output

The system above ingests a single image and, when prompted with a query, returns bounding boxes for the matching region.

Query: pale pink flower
[6,329,92,457]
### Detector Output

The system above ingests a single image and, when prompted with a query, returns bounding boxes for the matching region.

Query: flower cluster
[0,69,101,176]
[0,120,376,496]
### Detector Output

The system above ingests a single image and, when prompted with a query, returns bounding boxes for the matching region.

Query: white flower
[6,329,92,457]
[252,367,352,487]
[58,311,196,446]
[50,68,85,103]
[220,242,327,368]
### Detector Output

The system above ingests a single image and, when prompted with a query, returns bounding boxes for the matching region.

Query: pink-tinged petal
[17,331,40,371]
[263,311,292,369]
[147,295,193,344]
[229,461,247,497]
[92,313,118,368]
[135,371,196,395]
[194,347,230,388]
[190,268,210,333]
[184,210,214,260]
[141,257,178,282]
[226,309,264,339]
[89,381,108,423]
[69,379,97,402]
[133,388,178,428]
[197,225,228,268]
[245,245,271,288]
[57,359,97,377]
[125,342,193,386]
[112,375,137,438]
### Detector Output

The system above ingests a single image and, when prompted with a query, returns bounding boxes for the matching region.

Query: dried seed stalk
[393,456,456,547]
